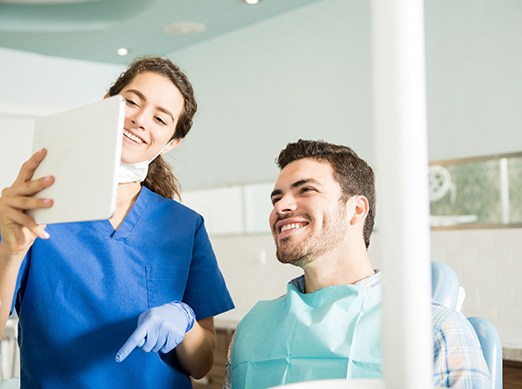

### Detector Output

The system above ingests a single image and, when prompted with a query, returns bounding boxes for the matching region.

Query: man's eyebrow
[124,89,175,122]
[270,178,321,199]
[290,178,321,189]
[270,189,283,199]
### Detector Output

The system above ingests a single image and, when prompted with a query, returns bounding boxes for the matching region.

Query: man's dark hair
[276,139,376,248]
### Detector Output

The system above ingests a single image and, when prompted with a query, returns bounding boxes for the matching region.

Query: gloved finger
[141,331,158,353]
[151,332,166,353]
[115,325,147,362]
[160,329,184,354]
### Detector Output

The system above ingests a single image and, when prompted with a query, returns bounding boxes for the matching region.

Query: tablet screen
[29,95,124,224]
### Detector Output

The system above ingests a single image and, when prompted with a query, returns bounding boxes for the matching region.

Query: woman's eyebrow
[124,89,175,122]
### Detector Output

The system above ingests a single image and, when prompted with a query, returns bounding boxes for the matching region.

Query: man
[225,139,491,388]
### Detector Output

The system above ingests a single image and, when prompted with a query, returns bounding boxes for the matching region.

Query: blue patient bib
[231,281,382,389]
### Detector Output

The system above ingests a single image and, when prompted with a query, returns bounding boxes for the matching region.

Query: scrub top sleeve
[11,250,30,315]
[182,215,234,320]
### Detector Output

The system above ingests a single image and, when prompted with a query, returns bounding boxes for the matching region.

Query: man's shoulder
[430,300,474,336]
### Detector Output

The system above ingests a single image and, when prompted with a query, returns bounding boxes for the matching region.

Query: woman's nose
[129,110,146,129]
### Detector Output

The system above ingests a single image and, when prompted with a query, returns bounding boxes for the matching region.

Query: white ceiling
[0,0,320,64]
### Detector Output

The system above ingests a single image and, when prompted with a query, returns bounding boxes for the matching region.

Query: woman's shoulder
[144,187,203,220]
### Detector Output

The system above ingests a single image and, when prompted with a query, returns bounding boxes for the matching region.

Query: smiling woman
[107,56,198,199]
[0,56,234,388]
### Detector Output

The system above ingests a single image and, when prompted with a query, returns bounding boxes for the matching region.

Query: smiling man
[225,139,491,389]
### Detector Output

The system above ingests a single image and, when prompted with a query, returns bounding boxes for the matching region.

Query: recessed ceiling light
[243,0,260,4]
[163,21,206,35]
[116,48,129,56]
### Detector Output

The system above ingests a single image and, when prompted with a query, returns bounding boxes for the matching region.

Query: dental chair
[431,261,465,311]
[431,261,502,389]
[467,317,503,389]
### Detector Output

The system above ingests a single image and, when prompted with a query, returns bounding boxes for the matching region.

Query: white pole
[371,1,433,388]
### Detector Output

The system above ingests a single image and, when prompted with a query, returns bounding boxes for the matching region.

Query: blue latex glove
[115,301,195,362]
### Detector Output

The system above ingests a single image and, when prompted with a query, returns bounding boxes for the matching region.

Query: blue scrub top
[13,186,234,388]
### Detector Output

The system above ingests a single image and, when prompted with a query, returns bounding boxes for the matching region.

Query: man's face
[269,158,349,267]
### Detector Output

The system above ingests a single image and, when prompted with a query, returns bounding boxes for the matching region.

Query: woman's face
[119,71,185,164]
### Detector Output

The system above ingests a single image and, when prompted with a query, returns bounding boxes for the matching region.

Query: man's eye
[300,187,316,193]
[271,196,281,205]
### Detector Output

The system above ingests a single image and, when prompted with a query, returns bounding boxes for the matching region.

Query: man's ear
[162,138,182,155]
[349,195,369,225]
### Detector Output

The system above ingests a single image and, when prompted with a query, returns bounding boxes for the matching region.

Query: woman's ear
[161,138,182,155]
[349,195,369,225]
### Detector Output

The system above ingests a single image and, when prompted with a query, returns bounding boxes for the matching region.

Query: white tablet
[29,95,125,224]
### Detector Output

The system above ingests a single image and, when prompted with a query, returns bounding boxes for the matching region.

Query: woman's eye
[125,98,138,107]
[155,116,168,125]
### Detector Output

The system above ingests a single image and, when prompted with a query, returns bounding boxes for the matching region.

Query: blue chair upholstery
[431,261,502,389]
[431,262,460,311]
[467,317,503,389]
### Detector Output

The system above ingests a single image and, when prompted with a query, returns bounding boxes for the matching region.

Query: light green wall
[169,0,372,190]
[1,0,521,191]
[0,47,123,113]
[169,0,522,190]
[425,0,522,162]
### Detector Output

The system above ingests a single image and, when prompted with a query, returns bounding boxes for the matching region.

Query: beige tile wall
[213,228,522,350]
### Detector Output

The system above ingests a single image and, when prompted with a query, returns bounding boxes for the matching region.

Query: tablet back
[29,95,125,224]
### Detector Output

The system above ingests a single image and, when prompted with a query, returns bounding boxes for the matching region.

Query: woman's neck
[109,182,142,229]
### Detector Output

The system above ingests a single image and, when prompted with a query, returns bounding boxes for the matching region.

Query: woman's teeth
[124,129,144,144]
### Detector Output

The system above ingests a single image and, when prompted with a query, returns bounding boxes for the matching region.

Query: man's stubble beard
[275,207,347,268]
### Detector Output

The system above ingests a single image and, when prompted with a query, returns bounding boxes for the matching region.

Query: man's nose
[274,194,297,215]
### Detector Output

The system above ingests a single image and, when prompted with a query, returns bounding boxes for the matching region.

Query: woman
[0,57,234,388]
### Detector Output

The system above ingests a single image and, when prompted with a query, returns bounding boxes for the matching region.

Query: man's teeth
[281,223,303,233]
[124,130,144,144]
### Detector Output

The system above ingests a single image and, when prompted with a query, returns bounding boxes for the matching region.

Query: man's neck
[302,248,375,293]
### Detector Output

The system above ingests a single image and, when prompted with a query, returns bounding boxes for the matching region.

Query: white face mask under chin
[118,160,150,184]
[118,139,176,184]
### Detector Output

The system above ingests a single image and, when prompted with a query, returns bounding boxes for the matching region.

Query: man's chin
[276,249,310,267]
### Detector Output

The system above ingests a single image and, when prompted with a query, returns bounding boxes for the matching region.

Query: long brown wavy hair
[108,56,197,199]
